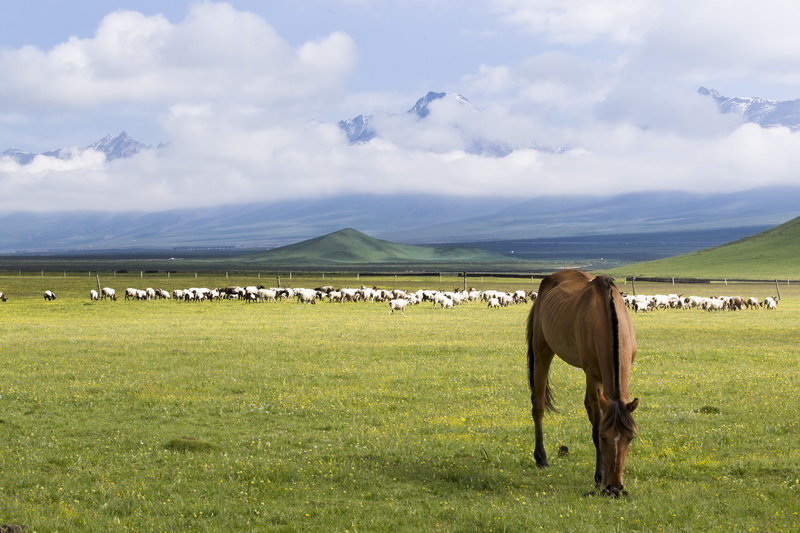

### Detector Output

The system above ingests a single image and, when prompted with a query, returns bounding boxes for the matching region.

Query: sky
[2,0,800,212]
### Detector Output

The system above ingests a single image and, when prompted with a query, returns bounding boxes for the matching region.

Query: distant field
[610,217,800,280]
[0,225,771,274]
[0,273,798,531]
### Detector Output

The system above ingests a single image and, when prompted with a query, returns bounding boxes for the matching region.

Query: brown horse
[526,269,639,496]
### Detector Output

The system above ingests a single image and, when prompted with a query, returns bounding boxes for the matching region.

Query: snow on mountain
[1,148,37,165]
[337,114,377,143]
[408,91,474,118]
[1,131,150,165]
[699,87,800,130]
[338,91,520,157]
[88,131,149,160]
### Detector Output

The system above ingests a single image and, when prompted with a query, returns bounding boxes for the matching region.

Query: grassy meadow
[0,272,798,531]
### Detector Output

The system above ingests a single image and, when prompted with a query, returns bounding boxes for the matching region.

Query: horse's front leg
[584,381,604,486]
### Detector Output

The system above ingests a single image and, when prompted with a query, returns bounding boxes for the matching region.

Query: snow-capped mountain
[337,114,376,144]
[338,91,515,157]
[1,131,150,164]
[699,87,800,130]
[88,131,149,160]
[408,91,473,118]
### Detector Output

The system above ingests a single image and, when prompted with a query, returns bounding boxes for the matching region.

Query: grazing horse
[526,269,639,496]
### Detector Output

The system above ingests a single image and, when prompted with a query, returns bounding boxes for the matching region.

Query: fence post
[775,280,782,300]
[631,276,637,296]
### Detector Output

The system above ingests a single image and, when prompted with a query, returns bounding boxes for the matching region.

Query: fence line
[1,269,796,286]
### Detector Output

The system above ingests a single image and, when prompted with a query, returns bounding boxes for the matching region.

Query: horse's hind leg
[531,340,555,468]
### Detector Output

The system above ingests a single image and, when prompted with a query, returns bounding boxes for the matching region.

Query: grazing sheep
[43,290,56,301]
[90,290,100,301]
[389,298,409,314]
[257,288,277,302]
[433,295,454,309]
[0,291,7,301]
[101,287,117,301]
[297,289,317,304]
[763,297,778,310]
[487,297,500,308]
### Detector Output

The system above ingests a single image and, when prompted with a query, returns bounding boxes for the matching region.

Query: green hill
[237,228,519,267]
[608,216,800,279]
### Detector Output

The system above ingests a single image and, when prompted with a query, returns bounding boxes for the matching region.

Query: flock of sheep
[624,293,779,312]
[112,285,535,313]
[0,285,780,314]
[0,285,534,313]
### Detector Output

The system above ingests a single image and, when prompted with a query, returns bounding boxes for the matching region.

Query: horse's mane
[600,399,638,436]
[594,276,621,399]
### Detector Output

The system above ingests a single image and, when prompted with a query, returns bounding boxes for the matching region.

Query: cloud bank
[1,1,800,212]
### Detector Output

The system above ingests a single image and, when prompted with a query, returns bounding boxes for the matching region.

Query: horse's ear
[626,398,639,412]
[597,390,610,411]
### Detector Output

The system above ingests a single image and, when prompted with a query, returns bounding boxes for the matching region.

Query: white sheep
[101,287,117,301]
[389,298,409,314]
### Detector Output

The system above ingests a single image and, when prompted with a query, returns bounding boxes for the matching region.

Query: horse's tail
[526,301,556,412]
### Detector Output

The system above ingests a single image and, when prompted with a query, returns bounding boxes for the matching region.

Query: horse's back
[530,270,596,368]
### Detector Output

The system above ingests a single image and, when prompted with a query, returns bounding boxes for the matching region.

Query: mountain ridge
[698,87,800,130]
[0,187,797,253]
[238,227,516,265]
[1,131,150,164]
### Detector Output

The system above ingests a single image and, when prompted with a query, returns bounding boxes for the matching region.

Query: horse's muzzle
[602,485,628,498]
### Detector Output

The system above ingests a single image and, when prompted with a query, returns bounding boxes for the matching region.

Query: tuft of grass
[164,436,217,452]
[695,406,722,415]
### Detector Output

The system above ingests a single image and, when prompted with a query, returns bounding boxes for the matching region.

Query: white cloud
[0,3,357,111]
[491,0,656,44]
[2,1,800,214]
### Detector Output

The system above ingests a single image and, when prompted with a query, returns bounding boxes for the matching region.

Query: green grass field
[610,216,800,280]
[0,273,798,531]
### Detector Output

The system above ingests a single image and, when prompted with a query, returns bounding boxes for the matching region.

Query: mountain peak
[699,86,800,130]
[1,131,151,165]
[408,91,473,118]
[88,131,149,160]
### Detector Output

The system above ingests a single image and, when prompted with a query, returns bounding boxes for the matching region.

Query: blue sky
[2,1,800,211]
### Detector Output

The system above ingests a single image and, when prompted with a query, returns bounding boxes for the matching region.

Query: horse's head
[597,392,639,496]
